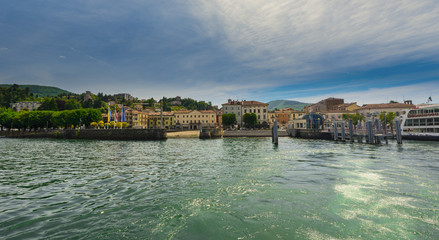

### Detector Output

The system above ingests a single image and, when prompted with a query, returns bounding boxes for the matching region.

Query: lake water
[1,138,438,239]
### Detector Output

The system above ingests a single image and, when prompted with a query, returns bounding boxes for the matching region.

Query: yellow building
[125,109,148,128]
[148,112,175,129]
[173,110,217,130]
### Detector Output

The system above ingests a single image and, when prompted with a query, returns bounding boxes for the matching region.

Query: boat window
[435,118,439,125]
[435,128,439,133]
[427,118,434,126]
[413,119,419,126]
[435,109,439,113]
[405,119,413,126]
[420,119,426,126]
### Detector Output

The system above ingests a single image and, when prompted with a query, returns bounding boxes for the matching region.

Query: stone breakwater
[0,129,167,141]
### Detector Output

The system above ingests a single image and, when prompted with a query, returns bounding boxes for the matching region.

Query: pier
[331,119,403,144]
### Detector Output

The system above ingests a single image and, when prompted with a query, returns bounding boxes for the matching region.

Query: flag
[121,106,125,122]
[108,108,111,122]
[114,107,118,123]
[428,96,432,102]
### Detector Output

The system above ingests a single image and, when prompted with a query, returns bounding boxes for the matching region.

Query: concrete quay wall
[0,129,167,141]
[286,129,332,140]
[223,129,288,138]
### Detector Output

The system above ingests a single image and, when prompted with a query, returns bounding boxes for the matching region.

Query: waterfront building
[148,112,175,129]
[216,110,222,127]
[305,97,344,113]
[173,110,217,130]
[125,109,149,128]
[222,99,269,126]
[356,102,415,119]
[222,99,243,125]
[242,101,269,124]
[10,101,42,111]
[275,108,305,127]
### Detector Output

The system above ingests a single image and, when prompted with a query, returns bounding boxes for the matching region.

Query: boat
[400,104,439,141]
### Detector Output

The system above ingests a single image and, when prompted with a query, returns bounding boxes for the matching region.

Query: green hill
[0,84,73,97]
[267,100,310,111]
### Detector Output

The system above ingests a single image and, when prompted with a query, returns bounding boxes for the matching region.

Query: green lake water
[0,138,438,239]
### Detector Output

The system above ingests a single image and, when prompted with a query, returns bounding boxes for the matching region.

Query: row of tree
[0,108,102,131]
[222,113,262,128]
[0,84,36,108]
[342,111,396,126]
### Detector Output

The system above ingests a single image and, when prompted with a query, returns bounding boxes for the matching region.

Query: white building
[10,102,42,111]
[221,99,269,126]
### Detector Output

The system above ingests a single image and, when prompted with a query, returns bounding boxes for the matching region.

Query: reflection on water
[0,138,438,239]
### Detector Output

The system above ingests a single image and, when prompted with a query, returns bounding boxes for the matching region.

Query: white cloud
[189,0,439,81]
[292,82,439,105]
[0,47,8,51]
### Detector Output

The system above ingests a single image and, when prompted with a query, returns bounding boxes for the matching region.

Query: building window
[258,109,260,113]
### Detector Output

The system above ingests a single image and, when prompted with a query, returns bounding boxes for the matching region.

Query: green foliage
[0,84,35,108]
[82,99,94,108]
[243,113,257,127]
[0,108,16,130]
[342,113,365,125]
[65,99,81,110]
[0,108,103,130]
[0,84,72,97]
[222,113,237,127]
[38,98,58,111]
[379,111,396,124]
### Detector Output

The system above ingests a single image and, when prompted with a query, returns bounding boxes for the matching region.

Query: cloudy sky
[1,0,438,105]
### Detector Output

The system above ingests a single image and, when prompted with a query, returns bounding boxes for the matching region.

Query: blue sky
[1,0,438,106]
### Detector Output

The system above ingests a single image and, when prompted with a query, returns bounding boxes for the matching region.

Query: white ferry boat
[400,104,439,141]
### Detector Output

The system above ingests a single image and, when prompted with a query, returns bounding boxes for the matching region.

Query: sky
[1,0,438,106]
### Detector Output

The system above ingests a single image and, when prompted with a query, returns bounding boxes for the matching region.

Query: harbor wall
[286,129,332,140]
[199,128,223,139]
[223,129,288,138]
[0,129,167,141]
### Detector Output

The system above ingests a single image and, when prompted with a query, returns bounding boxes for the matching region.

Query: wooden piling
[272,119,279,145]
[395,119,402,144]
[341,122,346,142]
[349,120,354,144]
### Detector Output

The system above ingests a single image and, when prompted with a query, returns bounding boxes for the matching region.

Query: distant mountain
[0,84,73,97]
[267,100,310,111]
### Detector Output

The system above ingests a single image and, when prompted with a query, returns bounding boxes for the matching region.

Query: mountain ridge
[0,84,73,97]
[267,100,310,111]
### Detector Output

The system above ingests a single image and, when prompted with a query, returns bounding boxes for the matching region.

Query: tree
[243,113,257,128]
[379,111,396,124]
[222,113,236,128]
[38,98,58,111]
[342,113,365,126]
[65,99,81,110]
[0,108,16,131]
[82,99,94,109]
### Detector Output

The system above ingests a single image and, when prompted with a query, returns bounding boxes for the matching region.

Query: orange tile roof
[359,103,415,109]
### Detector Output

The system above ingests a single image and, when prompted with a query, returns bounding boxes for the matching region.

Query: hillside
[267,100,310,111]
[0,84,73,97]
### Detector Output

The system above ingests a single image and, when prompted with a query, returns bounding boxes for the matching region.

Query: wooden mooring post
[333,123,338,141]
[341,122,346,142]
[272,118,279,145]
[395,119,402,144]
[348,119,354,144]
